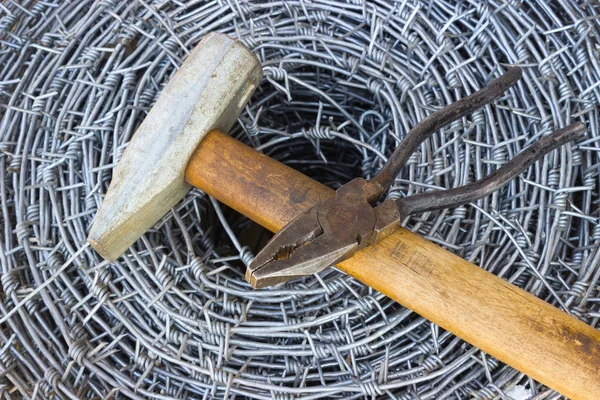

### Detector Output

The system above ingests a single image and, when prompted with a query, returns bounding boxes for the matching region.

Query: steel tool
[248,69,586,288]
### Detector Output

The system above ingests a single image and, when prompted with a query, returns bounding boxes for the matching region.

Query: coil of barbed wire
[0,0,599,399]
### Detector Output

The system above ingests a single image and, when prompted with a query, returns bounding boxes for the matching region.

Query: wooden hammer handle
[185,130,600,399]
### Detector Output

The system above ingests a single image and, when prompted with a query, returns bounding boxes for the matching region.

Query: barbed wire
[0,0,599,398]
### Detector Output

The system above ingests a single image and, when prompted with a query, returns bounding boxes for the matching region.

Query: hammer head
[88,33,262,261]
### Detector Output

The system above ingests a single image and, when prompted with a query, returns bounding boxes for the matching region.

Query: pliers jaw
[246,204,325,288]
[246,178,401,288]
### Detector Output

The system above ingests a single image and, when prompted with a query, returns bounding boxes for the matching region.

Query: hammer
[88,33,600,399]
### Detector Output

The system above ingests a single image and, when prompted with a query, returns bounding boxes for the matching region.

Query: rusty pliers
[246,67,586,288]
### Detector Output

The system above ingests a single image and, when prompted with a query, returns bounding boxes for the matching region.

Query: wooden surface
[186,129,600,400]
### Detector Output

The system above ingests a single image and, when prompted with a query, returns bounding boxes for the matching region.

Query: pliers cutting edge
[247,67,586,288]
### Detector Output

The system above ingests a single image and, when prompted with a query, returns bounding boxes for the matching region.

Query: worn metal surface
[248,178,383,288]
[88,32,262,261]
[0,0,599,399]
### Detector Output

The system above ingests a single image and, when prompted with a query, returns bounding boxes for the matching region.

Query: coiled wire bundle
[1,0,599,398]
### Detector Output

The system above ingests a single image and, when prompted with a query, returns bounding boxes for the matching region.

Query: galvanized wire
[0,0,599,399]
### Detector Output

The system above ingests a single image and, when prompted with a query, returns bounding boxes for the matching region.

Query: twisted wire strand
[0,0,599,398]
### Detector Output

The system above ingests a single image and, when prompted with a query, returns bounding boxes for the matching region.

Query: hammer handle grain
[185,129,600,400]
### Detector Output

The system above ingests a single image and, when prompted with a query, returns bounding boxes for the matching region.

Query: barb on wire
[0,0,598,399]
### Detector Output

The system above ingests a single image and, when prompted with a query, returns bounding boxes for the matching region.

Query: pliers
[246,67,586,288]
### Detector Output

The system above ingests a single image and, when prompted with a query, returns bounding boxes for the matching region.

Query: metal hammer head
[87,33,262,261]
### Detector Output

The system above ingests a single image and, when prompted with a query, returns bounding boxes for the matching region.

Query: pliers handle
[372,67,523,193]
